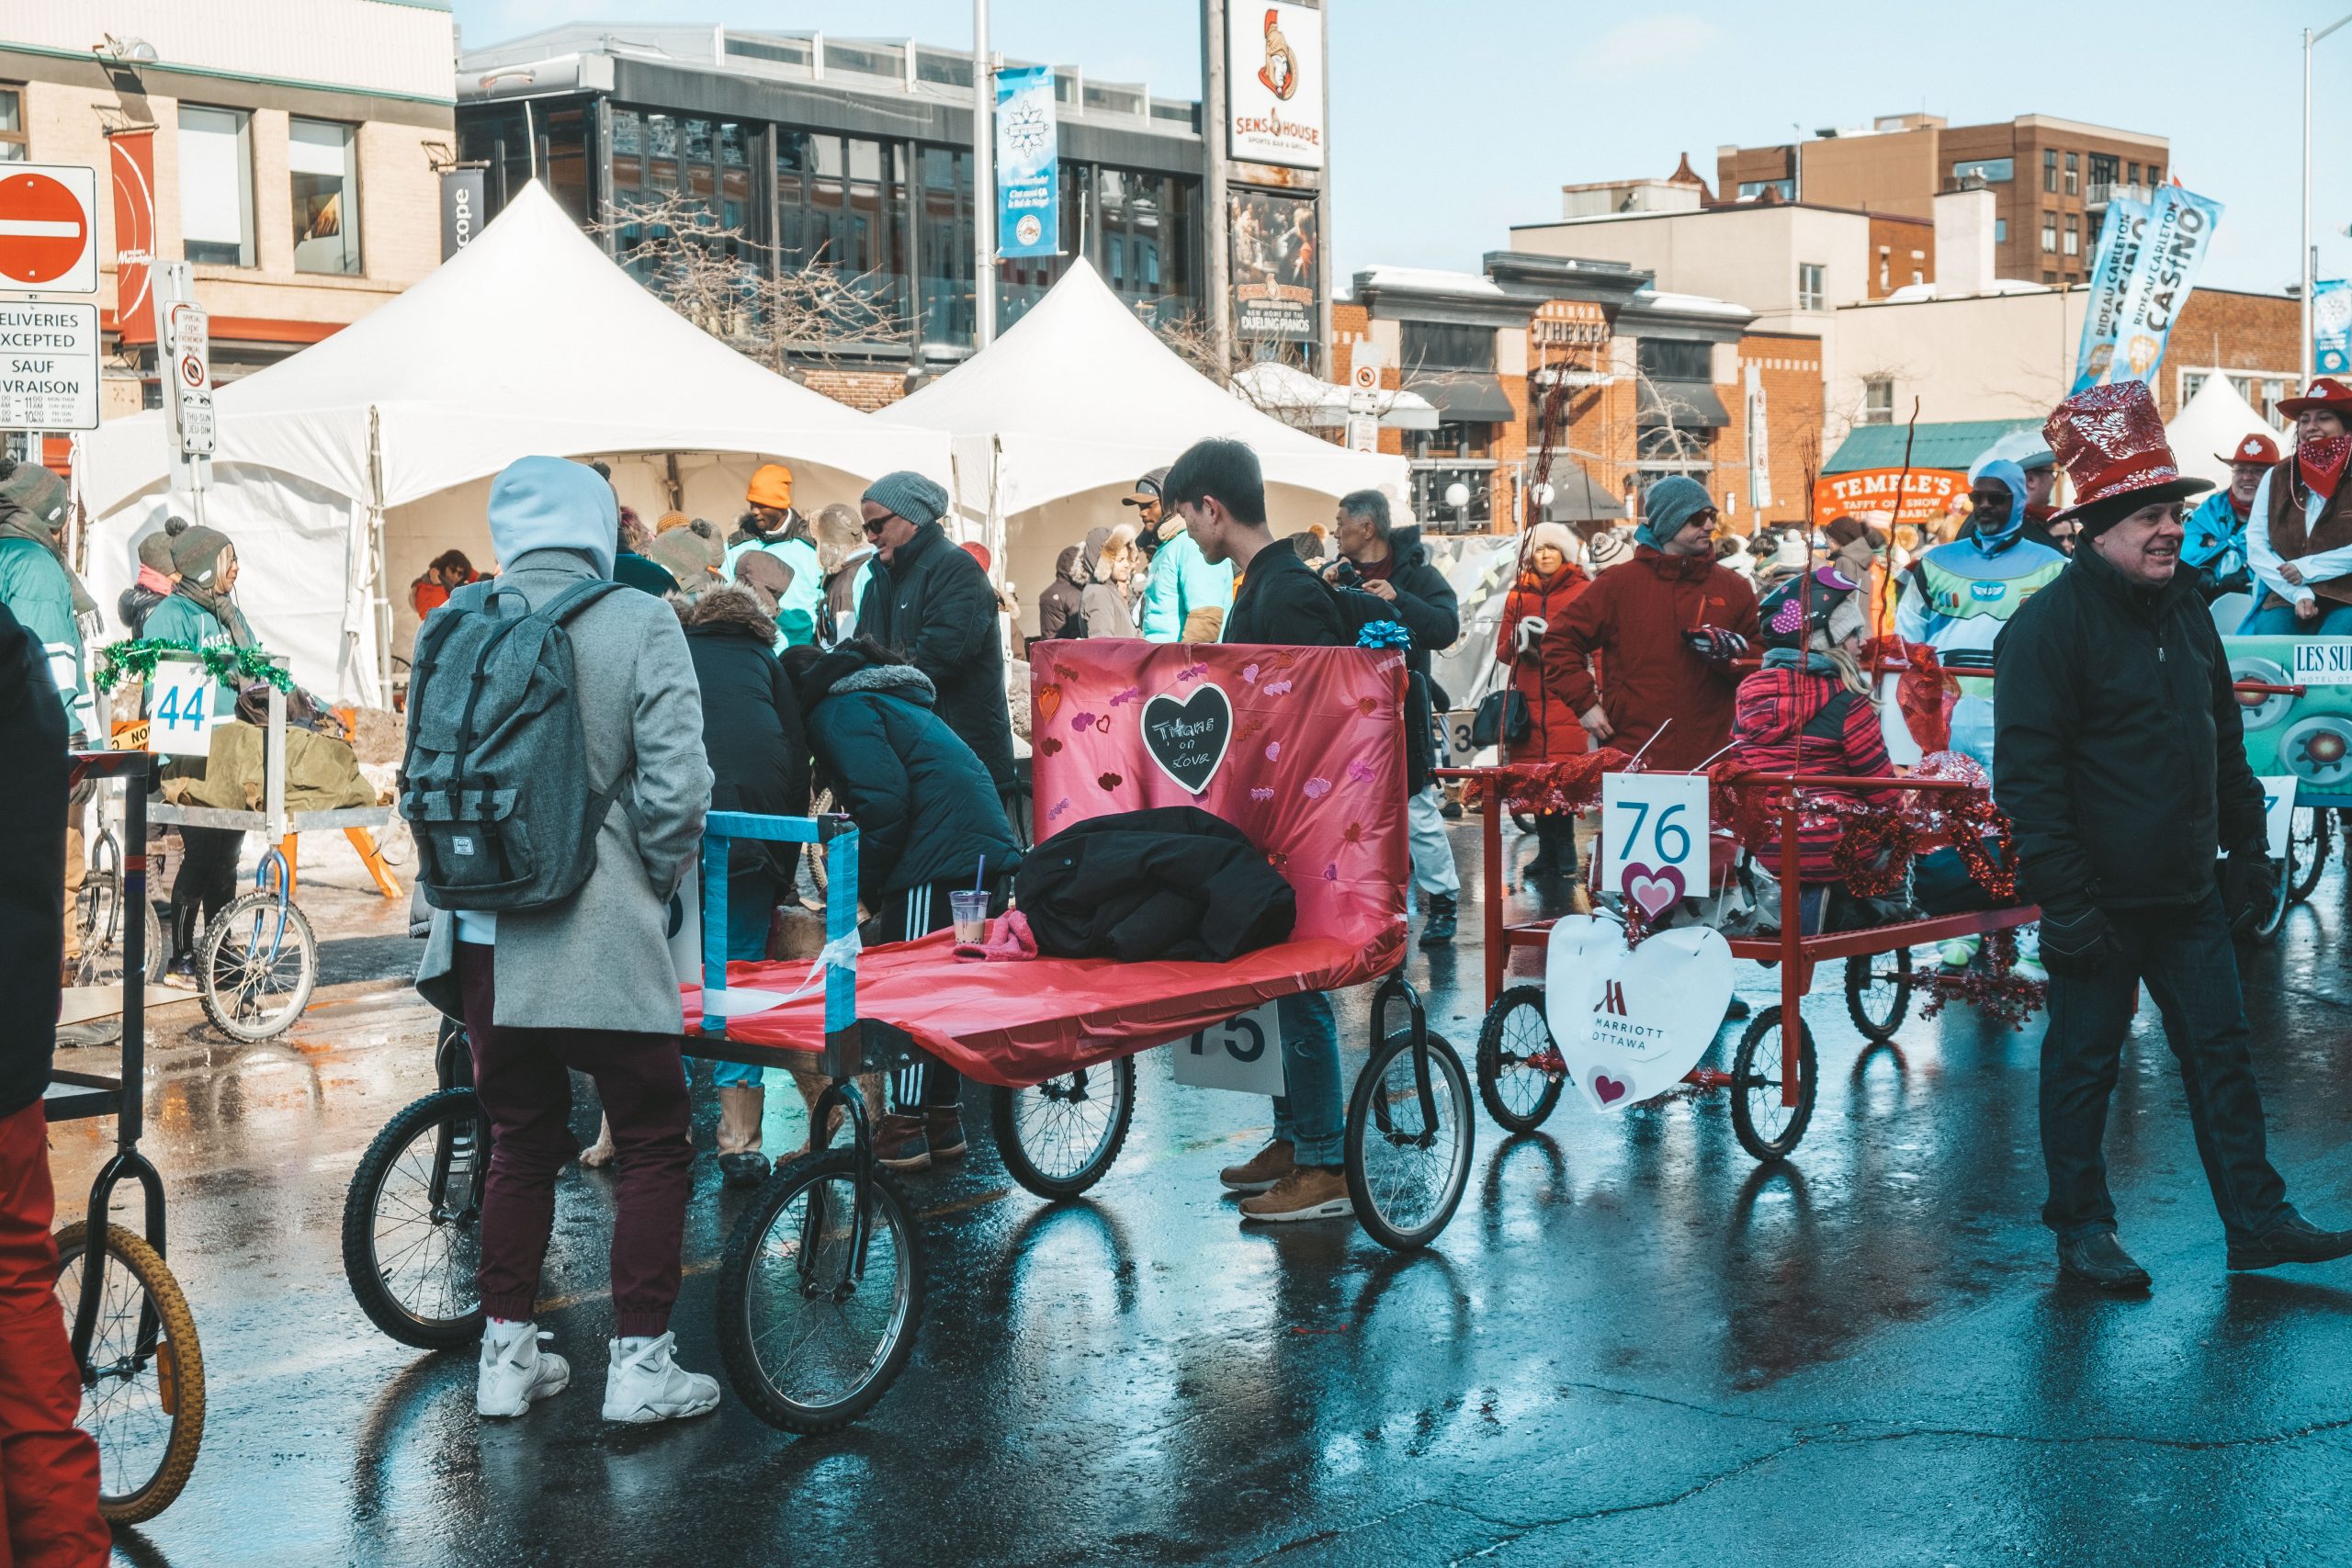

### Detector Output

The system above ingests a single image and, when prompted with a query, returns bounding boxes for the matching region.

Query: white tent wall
[2165,375,2284,491]
[83,465,377,702]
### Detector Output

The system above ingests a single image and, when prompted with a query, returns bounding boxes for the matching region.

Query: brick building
[1718,111,2169,289]
[2,0,456,427]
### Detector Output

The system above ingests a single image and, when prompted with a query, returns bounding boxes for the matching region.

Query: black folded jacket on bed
[1014,806,1298,963]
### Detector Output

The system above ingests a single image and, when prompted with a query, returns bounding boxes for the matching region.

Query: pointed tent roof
[2165,373,2283,491]
[80,181,946,518]
[877,258,1405,517]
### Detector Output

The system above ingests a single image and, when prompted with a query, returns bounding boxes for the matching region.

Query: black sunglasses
[862,516,891,538]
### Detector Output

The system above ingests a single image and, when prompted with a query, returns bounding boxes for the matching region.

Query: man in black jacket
[1329,490,1462,946]
[854,470,1016,795]
[1170,437,1384,1225]
[1995,381,2352,1291]
[0,602,109,1562]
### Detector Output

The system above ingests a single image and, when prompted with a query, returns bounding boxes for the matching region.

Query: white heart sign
[1543,914,1735,1114]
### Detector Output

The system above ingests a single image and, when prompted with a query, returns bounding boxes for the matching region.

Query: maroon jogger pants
[456,943,692,1338]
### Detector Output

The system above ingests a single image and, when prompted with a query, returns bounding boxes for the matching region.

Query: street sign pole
[152,260,214,519]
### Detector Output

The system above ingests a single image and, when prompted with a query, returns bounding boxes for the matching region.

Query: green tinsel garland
[91,638,295,695]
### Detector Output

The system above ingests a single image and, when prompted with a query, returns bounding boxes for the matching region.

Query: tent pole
[987,434,1005,575]
[368,405,391,707]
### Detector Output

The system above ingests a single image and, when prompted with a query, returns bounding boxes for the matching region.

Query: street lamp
[2303,11,2352,384]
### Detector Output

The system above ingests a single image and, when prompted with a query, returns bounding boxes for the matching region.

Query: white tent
[876,259,1408,626]
[1227,361,1439,430]
[2165,374,2286,491]
[77,182,949,703]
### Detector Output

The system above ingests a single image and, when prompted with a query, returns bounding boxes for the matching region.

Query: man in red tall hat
[2181,430,2278,604]
[2244,377,2352,632]
[1994,379,2352,1291]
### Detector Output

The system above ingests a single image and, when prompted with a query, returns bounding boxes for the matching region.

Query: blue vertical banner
[2107,184,2224,388]
[2314,279,2352,377]
[994,64,1059,260]
[2070,196,2150,394]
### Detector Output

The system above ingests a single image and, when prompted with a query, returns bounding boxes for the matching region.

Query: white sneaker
[603,1332,721,1424]
[477,1319,570,1418]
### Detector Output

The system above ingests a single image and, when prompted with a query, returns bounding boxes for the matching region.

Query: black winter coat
[1,601,67,1120]
[796,646,1020,901]
[1223,543,1380,649]
[854,521,1016,791]
[1036,546,1087,642]
[1993,543,2267,911]
[680,585,809,886]
[1350,525,1459,793]
[1016,806,1297,962]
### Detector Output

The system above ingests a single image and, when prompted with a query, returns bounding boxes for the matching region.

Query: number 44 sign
[1172,1002,1286,1097]
[146,660,221,756]
[1602,772,1709,919]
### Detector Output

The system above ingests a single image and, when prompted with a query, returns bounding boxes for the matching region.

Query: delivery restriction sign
[0,165,99,294]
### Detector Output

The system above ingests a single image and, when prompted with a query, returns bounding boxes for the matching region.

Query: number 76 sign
[1602,773,1709,921]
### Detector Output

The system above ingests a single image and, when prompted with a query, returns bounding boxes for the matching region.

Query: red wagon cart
[1443,763,2041,1161]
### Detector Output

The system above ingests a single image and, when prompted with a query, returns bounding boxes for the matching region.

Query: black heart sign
[1142,682,1234,795]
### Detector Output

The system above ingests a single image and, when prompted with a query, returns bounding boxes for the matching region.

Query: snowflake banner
[995,64,1059,260]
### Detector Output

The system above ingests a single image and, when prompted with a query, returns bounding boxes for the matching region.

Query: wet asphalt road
[49,819,2352,1568]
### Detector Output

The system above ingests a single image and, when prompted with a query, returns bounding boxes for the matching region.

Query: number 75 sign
[1602,773,1709,921]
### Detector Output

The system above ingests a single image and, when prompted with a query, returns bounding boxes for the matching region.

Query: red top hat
[2277,377,2352,420]
[2044,380,2212,522]
[2220,431,2282,467]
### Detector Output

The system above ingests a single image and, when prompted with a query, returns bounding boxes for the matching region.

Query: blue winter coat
[1137,525,1234,642]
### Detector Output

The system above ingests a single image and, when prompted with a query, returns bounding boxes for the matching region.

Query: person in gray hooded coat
[410,456,720,1427]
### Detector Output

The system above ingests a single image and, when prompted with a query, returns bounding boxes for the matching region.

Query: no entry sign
[0,165,99,294]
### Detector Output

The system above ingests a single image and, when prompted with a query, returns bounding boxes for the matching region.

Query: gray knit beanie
[1636,475,1713,552]
[862,470,950,529]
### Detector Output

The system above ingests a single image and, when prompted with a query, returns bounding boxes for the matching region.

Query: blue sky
[452,0,2352,299]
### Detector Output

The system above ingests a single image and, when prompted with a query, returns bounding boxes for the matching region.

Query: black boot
[2058,1230,2153,1291]
[1419,894,1457,948]
[163,898,201,990]
[2226,1212,2352,1271]
[1526,815,1574,878]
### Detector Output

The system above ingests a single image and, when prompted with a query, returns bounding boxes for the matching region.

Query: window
[2064,152,2078,196]
[0,86,25,160]
[2088,152,2118,200]
[1091,165,1196,324]
[611,108,754,272]
[2146,164,2161,187]
[2043,269,2058,284]
[776,127,909,335]
[2128,161,2140,188]
[917,146,975,344]
[1911,270,1924,286]
[2182,369,2207,402]
[1861,378,1894,426]
[1950,157,2012,184]
[1879,255,1890,289]
[1797,262,1826,310]
[288,118,361,275]
[2063,215,2079,256]
[2041,211,2057,253]
[1636,337,1713,380]
[1994,217,2007,243]
[1401,321,1494,373]
[1737,178,1794,201]
[178,105,254,267]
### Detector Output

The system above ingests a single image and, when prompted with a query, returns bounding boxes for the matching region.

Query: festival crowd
[3,373,2350,1528]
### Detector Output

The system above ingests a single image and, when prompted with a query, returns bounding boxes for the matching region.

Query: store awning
[1539,465,1625,523]
[1408,370,1516,425]
[1637,379,1731,428]
[1821,418,2041,475]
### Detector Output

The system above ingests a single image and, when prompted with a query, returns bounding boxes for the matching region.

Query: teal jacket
[144,593,239,653]
[723,536,824,649]
[0,536,85,725]
[1137,527,1235,642]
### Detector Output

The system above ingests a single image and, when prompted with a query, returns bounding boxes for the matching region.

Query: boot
[1524,816,1563,877]
[162,898,201,990]
[716,1085,768,1188]
[1419,893,1457,947]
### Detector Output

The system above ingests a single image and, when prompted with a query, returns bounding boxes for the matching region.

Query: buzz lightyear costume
[1886,457,2065,976]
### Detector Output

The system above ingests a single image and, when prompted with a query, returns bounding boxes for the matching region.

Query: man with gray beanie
[854,470,1016,795]
[1548,474,1758,772]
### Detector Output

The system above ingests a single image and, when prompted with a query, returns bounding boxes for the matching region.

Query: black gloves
[1682,626,1750,668]
[2037,898,2115,980]
[2222,849,2278,939]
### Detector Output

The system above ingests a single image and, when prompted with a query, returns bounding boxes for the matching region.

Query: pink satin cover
[684,642,1408,1087]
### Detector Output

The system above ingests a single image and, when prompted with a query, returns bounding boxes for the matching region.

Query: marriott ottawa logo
[1590,979,1668,1049]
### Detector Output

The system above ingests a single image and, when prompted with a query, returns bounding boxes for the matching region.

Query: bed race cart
[2222,635,2349,940]
[44,751,208,1524]
[341,642,1476,1435]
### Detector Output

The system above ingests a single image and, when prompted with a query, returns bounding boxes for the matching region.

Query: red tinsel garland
[1917,930,2046,1030]
[1469,748,1631,815]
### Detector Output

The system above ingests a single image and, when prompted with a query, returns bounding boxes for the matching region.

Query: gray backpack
[400,577,627,912]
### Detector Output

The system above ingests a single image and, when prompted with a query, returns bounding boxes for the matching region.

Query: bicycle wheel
[717,1148,925,1434]
[342,1089,489,1348]
[199,889,317,1041]
[1344,1028,1475,1252]
[2289,807,2330,904]
[1730,1007,1818,1162]
[1843,948,1913,1043]
[2250,851,2292,947]
[1475,986,1564,1134]
[72,880,162,989]
[991,1056,1136,1200]
[51,1222,205,1525]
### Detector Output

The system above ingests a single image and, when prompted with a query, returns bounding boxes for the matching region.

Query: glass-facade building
[456,28,1209,373]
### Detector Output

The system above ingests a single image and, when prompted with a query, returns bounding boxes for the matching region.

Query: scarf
[165,525,255,646]
[2298,435,2350,506]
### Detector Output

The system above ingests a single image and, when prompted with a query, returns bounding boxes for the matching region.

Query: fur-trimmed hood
[675,581,777,644]
[796,644,937,709]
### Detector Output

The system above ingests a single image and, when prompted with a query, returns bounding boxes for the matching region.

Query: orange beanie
[747,463,794,510]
